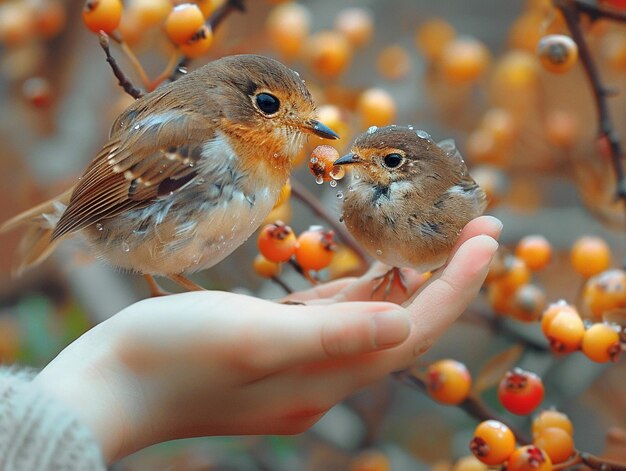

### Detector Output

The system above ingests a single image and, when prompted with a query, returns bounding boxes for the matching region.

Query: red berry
[498,368,544,415]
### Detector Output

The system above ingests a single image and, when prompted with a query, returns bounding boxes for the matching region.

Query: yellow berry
[532,410,574,439]
[82,0,122,34]
[426,359,472,405]
[570,236,611,278]
[266,2,310,60]
[534,427,574,464]
[515,235,552,271]
[440,36,491,84]
[582,269,626,320]
[470,420,516,466]
[179,25,213,58]
[582,323,621,362]
[415,18,456,61]
[357,88,396,128]
[252,254,281,279]
[165,3,204,45]
[334,7,373,47]
[541,301,578,337]
[305,30,352,78]
[546,310,585,354]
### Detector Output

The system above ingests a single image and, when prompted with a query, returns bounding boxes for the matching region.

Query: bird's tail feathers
[0,189,73,275]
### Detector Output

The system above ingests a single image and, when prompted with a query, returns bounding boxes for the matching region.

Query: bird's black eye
[383,153,403,169]
[256,93,280,115]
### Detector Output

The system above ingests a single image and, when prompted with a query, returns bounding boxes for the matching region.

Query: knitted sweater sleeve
[0,367,106,471]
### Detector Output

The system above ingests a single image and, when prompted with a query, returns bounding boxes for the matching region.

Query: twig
[270,275,293,294]
[553,0,626,264]
[554,451,626,470]
[98,32,144,99]
[392,369,531,445]
[168,0,247,82]
[290,178,369,266]
[568,0,626,22]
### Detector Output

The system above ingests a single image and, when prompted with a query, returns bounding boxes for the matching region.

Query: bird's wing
[52,108,212,240]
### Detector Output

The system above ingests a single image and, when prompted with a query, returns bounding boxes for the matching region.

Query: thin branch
[290,178,370,266]
[569,0,626,22]
[553,0,626,264]
[555,451,626,470]
[168,0,247,82]
[391,369,531,445]
[271,275,293,294]
[98,32,144,99]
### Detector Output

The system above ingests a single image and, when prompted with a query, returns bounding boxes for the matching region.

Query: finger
[247,301,411,371]
[446,215,502,263]
[406,234,498,352]
[280,277,357,303]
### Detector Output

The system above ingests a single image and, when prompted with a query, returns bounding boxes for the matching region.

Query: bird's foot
[143,274,172,297]
[168,274,207,292]
[371,267,408,300]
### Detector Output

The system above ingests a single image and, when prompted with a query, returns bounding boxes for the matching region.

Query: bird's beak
[305,120,340,140]
[333,153,361,166]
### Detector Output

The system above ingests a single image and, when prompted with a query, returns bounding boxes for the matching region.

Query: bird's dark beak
[333,153,361,166]
[306,120,340,140]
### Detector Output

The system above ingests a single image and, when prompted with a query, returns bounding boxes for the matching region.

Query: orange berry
[193,0,217,17]
[465,129,504,166]
[165,3,204,45]
[532,410,574,439]
[179,25,213,58]
[82,0,122,34]
[415,18,456,61]
[426,359,472,405]
[508,11,544,52]
[516,235,552,271]
[541,301,577,337]
[489,51,539,114]
[309,145,341,183]
[295,227,336,271]
[497,256,531,294]
[582,323,621,362]
[470,420,516,466]
[546,310,585,354]
[510,284,546,322]
[128,0,171,27]
[481,108,518,146]
[33,0,66,39]
[266,3,311,60]
[440,37,491,84]
[545,110,580,149]
[349,449,390,471]
[305,30,352,78]
[507,445,552,471]
[258,221,297,263]
[252,254,281,279]
[534,427,575,464]
[488,283,513,315]
[273,179,291,210]
[357,88,396,128]
[582,269,626,320]
[334,7,373,47]
[570,236,611,278]
[377,44,411,81]
[0,2,35,45]
[538,34,578,74]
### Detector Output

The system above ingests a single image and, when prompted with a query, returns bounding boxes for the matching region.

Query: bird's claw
[371,267,408,300]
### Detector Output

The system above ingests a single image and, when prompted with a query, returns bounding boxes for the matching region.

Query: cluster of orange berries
[253,220,336,279]
[468,410,575,469]
[82,0,218,58]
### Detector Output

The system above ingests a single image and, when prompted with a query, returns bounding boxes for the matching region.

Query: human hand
[32,215,501,463]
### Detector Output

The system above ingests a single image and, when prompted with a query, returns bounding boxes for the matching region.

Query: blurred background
[0,0,625,469]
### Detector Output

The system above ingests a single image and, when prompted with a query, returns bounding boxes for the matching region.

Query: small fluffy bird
[2,54,338,295]
[333,125,486,295]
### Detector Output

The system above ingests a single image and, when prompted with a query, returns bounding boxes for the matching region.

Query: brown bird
[333,125,486,296]
[2,54,338,295]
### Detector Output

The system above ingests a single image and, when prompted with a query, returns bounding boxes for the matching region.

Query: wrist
[32,322,137,463]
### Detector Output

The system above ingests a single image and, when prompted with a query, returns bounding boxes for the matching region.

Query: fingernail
[372,311,410,348]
